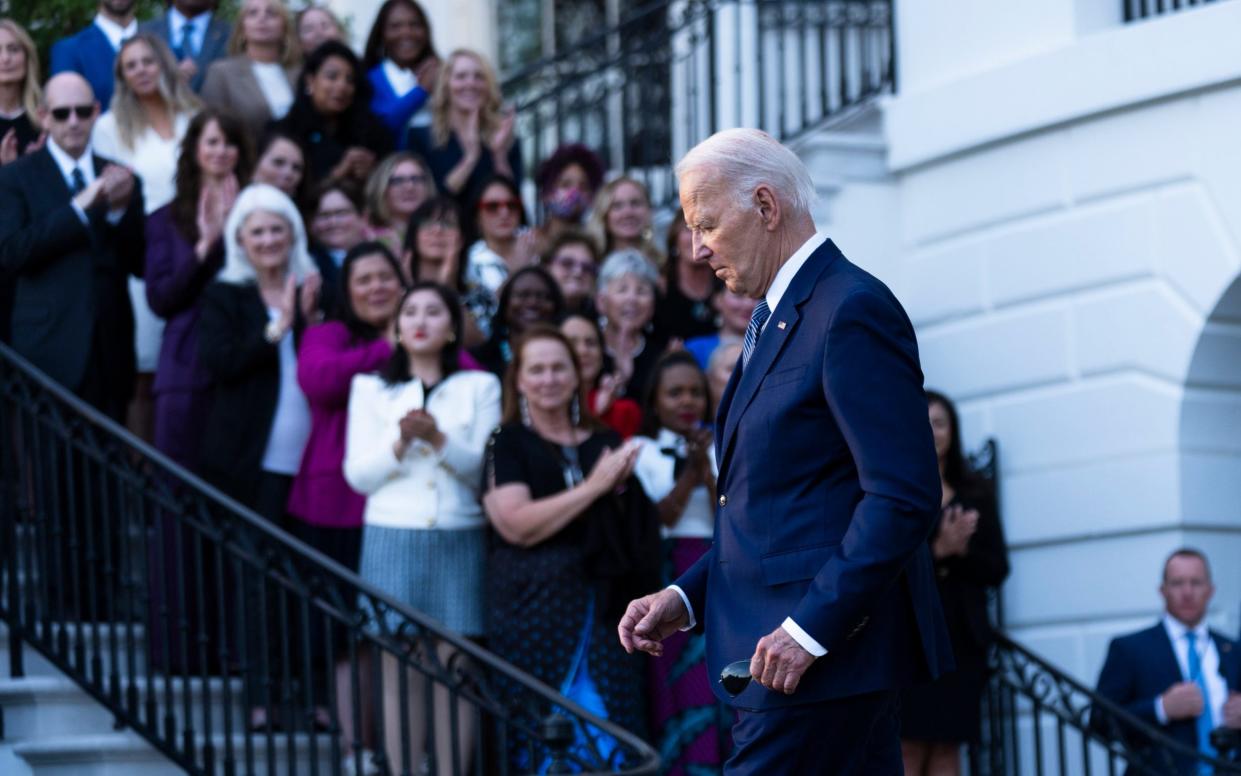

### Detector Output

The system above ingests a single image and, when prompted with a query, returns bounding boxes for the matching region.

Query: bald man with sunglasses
[0,72,145,420]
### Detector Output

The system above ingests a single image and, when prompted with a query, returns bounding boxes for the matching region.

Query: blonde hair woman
[406,48,521,206]
[93,33,202,442]
[201,0,301,142]
[0,19,43,164]
[363,150,436,255]
[586,176,665,272]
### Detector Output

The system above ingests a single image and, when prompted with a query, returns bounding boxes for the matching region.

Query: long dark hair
[380,282,464,386]
[336,241,407,340]
[402,196,468,291]
[558,310,614,391]
[362,0,436,71]
[493,265,564,342]
[927,389,970,492]
[637,351,710,438]
[500,323,598,429]
[284,41,373,143]
[171,109,254,243]
[255,128,309,204]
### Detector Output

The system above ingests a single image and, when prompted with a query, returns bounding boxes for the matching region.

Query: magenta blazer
[287,321,393,528]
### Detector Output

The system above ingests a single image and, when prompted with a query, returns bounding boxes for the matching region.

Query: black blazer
[196,281,306,507]
[0,147,145,406]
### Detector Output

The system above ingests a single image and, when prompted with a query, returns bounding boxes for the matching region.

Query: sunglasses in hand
[720,660,753,697]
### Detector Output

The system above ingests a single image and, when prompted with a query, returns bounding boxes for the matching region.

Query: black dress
[901,478,1009,743]
[655,284,717,342]
[483,423,659,768]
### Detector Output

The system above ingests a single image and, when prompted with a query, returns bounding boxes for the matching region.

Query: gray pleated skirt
[358,524,486,637]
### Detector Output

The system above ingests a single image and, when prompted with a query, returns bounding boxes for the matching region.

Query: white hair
[218,183,317,285]
[675,128,818,216]
[597,248,661,291]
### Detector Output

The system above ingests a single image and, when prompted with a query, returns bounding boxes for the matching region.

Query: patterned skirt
[358,524,486,637]
[648,537,733,774]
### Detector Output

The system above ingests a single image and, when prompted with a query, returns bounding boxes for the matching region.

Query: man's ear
[754,184,780,232]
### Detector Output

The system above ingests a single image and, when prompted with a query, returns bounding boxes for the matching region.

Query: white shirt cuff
[667,585,696,631]
[782,617,828,657]
[71,202,89,226]
[1154,695,1168,725]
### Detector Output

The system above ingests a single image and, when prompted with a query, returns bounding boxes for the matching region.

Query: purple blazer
[146,204,223,396]
[287,321,393,528]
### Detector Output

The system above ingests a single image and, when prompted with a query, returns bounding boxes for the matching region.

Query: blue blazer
[673,238,953,710]
[1094,622,1241,774]
[368,65,428,145]
[50,25,118,109]
[137,12,231,94]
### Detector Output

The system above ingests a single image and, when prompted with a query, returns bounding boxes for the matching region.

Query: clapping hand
[195,175,238,260]
[585,440,640,497]
[0,128,17,165]
[299,273,322,322]
[1223,692,1241,729]
[414,55,441,91]
[1161,681,1205,721]
[98,164,135,210]
[932,504,979,559]
[487,106,516,157]
[593,374,620,417]
[685,427,714,483]
[398,408,444,450]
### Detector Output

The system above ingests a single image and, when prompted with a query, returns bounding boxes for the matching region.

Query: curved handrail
[0,340,659,775]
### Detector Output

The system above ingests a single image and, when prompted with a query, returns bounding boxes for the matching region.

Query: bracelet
[264,320,285,344]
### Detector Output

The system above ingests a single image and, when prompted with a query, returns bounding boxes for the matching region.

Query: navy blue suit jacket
[50,25,118,109]
[673,238,953,710]
[1094,622,1241,774]
[137,12,231,94]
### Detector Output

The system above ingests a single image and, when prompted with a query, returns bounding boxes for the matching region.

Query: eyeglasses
[49,104,94,122]
[478,199,521,215]
[314,207,356,222]
[552,256,597,276]
[387,174,426,188]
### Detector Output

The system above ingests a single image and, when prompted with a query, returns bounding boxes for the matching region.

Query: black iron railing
[0,341,658,775]
[502,0,896,209]
[1123,0,1227,22]
[971,632,1241,775]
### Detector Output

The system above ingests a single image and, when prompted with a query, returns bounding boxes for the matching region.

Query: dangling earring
[520,395,532,427]
[570,394,581,427]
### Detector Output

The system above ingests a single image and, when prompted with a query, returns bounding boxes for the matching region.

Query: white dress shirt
[1154,613,1227,727]
[94,14,137,52]
[261,308,313,475]
[669,230,833,657]
[46,137,101,226]
[633,429,717,540]
[168,8,212,57]
[344,370,501,531]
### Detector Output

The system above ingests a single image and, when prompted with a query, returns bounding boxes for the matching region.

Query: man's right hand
[618,588,689,657]
[1162,681,1205,721]
[72,178,106,212]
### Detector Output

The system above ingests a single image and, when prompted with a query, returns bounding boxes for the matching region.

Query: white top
[251,61,294,121]
[381,58,420,95]
[633,428,717,539]
[344,370,502,531]
[1153,613,1227,727]
[466,240,509,297]
[261,308,313,475]
[91,111,190,214]
[94,14,137,52]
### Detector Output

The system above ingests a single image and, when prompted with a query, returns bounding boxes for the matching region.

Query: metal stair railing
[971,631,1241,775]
[502,0,896,210]
[0,340,659,775]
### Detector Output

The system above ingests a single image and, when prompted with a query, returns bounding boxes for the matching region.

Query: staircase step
[0,673,249,744]
[13,731,340,775]
[0,622,148,679]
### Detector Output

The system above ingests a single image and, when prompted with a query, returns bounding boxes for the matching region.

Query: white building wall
[879,0,1241,684]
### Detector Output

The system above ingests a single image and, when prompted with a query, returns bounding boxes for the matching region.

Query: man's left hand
[1224,691,1241,729]
[750,626,815,695]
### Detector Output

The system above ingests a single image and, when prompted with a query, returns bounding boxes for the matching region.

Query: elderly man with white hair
[619,128,953,774]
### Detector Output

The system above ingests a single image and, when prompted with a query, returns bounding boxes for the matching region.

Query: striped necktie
[741,299,770,369]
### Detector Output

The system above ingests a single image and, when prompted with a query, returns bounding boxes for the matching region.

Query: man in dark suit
[1094,548,1241,773]
[0,72,145,421]
[138,0,230,93]
[50,0,139,109]
[618,128,953,774]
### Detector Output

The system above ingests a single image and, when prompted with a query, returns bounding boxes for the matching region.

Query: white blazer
[344,370,502,530]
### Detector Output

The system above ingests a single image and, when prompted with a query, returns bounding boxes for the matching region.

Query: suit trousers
[725,690,901,775]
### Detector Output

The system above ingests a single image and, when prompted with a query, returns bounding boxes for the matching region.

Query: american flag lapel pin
[777,321,787,330]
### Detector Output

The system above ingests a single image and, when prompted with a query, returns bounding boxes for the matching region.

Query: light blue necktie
[741,299,770,369]
[1186,631,1217,774]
